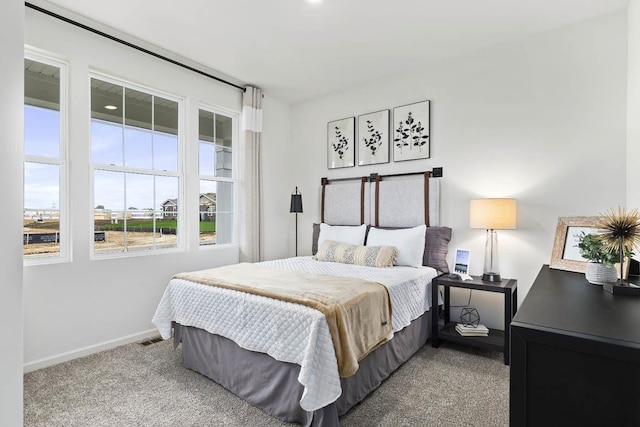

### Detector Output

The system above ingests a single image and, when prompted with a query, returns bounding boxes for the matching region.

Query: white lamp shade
[470,198,517,230]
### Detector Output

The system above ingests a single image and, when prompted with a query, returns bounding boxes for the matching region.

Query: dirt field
[94,231,179,252]
[24,230,216,255]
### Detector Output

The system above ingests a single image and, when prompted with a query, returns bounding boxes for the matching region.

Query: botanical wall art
[327,117,355,169]
[392,100,430,162]
[358,110,389,166]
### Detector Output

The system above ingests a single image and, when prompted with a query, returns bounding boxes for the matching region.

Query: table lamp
[290,187,303,256]
[470,198,517,282]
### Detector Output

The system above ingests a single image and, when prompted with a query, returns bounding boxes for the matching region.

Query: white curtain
[239,86,263,262]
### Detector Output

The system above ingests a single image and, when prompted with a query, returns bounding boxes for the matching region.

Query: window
[23,54,67,261]
[91,76,181,255]
[198,108,236,246]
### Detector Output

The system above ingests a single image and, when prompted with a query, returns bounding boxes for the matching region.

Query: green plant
[577,232,633,266]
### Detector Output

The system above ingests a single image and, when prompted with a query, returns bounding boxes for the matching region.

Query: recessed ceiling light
[104,105,118,110]
[306,0,322,4]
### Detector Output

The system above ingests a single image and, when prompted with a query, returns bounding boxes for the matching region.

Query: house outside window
[23,52,68,263]
[161,199,178,218]
[90,75,182,255]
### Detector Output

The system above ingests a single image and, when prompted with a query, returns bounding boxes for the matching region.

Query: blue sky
[24,105,60,210]
[24,105,183,211]
[24,106,229,213]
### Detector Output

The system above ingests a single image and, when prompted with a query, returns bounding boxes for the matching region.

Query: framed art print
[392,100,430,162]
[327,117,355,169]
[550,216,600,273]
[358,110,389,166]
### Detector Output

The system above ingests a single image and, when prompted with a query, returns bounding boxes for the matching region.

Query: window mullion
[121,88,127,252]
[151,95,155,171]
[93,164,179,177]
[24,155,62,166]
[151,96,156,250]
[200,175,234,183]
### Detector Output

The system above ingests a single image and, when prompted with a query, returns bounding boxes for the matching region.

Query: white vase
[585,262,617,285]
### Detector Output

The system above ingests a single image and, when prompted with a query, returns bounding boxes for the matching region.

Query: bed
[152,171,452,426]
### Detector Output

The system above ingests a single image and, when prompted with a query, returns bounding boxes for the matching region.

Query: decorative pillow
[314,240,397,268]
[365,225,452,272]
[316,223,367,253]
[366,224,427,268]
[312,223,321,255]
[424,226,452,273]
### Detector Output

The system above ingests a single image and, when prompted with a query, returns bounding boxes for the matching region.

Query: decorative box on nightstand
[431,273,518,365]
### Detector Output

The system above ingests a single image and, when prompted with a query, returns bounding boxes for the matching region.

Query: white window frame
[198,104,239,248]
[23,49,69,266]
[89,71,185,259]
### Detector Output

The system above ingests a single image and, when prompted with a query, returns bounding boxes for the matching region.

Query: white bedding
[152,256,439,412]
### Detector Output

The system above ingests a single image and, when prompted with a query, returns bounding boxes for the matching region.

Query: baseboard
[23,328,161,373]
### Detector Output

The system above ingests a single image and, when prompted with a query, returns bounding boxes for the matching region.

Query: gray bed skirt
[173,312,431,427]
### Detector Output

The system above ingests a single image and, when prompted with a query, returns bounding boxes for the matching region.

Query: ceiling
[40,0,629,104]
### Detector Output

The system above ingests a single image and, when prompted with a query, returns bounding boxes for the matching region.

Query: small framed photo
[454,248,471,274]
[550,216,600,273]
[358,110,389,166]
[392,100,430,162]
[327,117,355,169]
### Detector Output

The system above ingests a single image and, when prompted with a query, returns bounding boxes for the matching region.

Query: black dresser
[510,265,640,426]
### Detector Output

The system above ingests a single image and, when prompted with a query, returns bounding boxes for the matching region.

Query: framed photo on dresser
[550,216,600,273]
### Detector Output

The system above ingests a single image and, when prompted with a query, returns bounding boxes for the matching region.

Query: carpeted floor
[24,339,509,426]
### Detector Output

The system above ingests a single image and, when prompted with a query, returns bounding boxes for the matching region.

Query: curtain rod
[25,2,247,93]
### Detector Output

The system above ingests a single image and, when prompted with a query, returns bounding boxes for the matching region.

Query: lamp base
[482,272,502,282]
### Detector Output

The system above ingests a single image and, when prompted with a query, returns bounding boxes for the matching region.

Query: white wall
[23,9,245,370]
[261,96,293,261]
[0,1,24,424]
[290,12,628,329]
[629,0,640,210]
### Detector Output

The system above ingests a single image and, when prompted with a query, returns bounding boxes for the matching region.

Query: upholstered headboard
[320,171,440,227]
[315,170,451,272]
[373,173,440,227]
[320,177,370,226]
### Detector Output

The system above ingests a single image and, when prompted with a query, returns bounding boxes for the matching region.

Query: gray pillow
[422,226,452,273]
[312,223,321,255]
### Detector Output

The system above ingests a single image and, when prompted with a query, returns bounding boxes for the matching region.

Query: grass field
[93,219,216,232]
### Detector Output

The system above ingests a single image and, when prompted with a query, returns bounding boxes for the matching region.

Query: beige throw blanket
[174,263,393,377]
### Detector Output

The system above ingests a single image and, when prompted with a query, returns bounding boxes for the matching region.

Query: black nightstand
[431,274,518,365]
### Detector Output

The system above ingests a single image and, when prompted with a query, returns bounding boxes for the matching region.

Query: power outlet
[432,167,443,178]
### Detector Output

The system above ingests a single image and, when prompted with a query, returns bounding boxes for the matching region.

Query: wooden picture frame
[550,216,600,273]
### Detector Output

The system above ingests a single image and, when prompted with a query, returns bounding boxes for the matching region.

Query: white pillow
[317,223,367,250]
[366,224,426,267]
